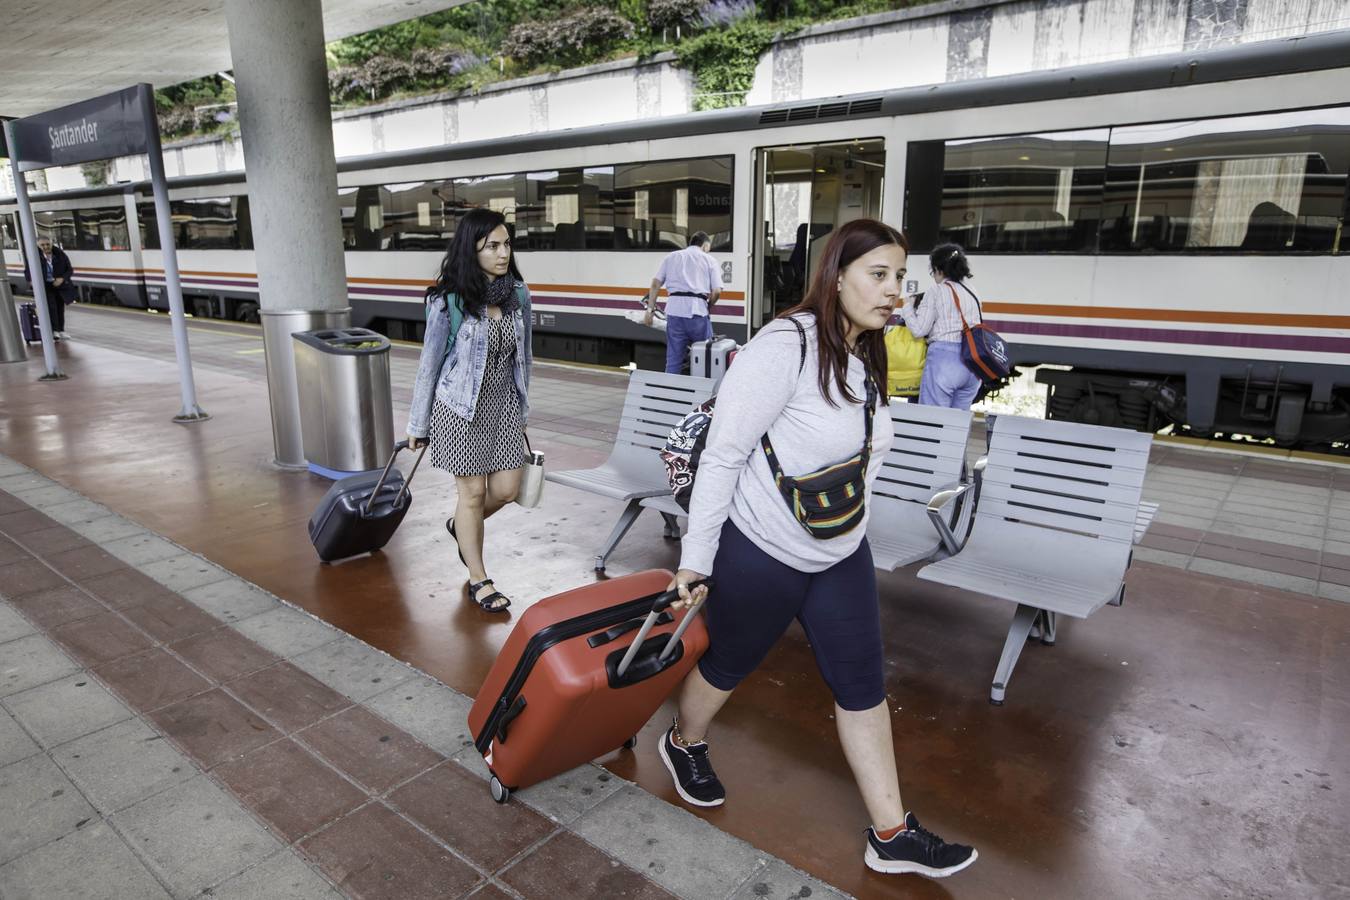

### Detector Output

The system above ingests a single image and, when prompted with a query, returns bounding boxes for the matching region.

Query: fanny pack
[761,320,877,540]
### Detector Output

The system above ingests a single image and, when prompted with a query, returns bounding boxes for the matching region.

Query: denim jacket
[406,284,533,439]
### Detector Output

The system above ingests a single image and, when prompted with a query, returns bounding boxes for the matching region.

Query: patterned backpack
[661,318,807,511]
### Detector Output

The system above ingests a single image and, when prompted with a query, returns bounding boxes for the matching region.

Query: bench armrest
[927,482,974,556]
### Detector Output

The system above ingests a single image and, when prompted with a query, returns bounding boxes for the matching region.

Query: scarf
[484,274,519,314]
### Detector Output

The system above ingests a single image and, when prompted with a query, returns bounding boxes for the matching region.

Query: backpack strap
[427,292,466,357]
[785,315,807,375]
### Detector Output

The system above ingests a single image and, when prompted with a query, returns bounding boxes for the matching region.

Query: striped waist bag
[760,377,876,540]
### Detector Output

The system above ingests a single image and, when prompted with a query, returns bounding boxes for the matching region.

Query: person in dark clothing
[26,238,77,340]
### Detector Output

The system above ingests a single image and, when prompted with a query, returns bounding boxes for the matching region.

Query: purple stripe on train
[989,319,1350,354]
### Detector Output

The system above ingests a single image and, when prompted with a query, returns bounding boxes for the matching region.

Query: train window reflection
[139,197,253,250]
[1,214,17,250]
[379,182,452,251]
[1101,108,1350,252]
[615,157,733,251]
[935,129,1109,252]
[75,208,130,251]
[34,210,77,248]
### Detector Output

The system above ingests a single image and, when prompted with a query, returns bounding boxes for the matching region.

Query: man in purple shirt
[643,231,721,374]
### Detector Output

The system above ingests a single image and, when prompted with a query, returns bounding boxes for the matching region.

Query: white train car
[5,30,1349,444]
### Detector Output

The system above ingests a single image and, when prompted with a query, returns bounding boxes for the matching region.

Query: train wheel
[235,302,260,324]
[191,298,213,319]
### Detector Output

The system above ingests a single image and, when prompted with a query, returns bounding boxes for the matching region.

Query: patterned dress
[429,313,527,476]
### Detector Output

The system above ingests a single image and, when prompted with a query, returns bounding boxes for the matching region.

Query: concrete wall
[32,0,1350,190]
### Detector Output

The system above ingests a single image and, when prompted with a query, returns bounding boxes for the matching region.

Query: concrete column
[224,0,351,467]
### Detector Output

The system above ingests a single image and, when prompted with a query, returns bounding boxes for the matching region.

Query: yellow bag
[885,325,926,397]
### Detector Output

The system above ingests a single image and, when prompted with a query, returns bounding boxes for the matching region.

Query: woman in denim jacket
[407,208,533,612]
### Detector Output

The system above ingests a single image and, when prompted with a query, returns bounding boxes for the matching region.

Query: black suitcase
[19,303,39,344]
[308,441,426,562]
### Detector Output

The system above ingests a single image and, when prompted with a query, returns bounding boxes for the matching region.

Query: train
[5,30,1350,447]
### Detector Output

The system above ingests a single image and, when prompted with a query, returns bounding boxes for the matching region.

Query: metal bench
[916,415,1153,705]
[868,401,975,570]
[545,370,715,571]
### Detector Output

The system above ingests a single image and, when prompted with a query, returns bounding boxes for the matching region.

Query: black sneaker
[864,812,977,878]
[657,724,725,807]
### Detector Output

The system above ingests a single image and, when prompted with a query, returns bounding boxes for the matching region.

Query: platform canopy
[0,0,473,117]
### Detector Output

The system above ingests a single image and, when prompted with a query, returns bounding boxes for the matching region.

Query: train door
[749,139,885,334]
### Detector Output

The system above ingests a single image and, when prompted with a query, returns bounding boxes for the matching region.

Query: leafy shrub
[647,0,706,30]
[675,18,781,110]
[502,5,636,67]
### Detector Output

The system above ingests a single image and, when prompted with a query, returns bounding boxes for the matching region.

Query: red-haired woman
[657,219,977,879]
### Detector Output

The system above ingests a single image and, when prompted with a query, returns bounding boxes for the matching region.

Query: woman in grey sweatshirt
[656,219,978,879]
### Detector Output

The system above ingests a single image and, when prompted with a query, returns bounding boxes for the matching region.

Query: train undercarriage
[1037,366,1350,452]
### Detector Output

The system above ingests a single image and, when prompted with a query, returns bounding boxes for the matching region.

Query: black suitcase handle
[363,440,427,517]
[615,579,712,678]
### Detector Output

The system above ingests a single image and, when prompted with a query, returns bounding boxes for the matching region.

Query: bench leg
[1040,611,1057,646]
[595,500,644,572]
[991,604,1039,706]
[660,512,681,541]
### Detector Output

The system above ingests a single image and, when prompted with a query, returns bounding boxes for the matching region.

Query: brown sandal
[468,578,511,613]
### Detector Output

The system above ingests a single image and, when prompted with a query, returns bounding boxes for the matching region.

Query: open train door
[749,139,885,337]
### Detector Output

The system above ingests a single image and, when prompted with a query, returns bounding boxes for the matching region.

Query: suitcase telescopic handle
[615,579,713,678]
[362,440,427,518]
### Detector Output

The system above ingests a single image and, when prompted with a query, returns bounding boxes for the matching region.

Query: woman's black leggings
[698,521,886,711]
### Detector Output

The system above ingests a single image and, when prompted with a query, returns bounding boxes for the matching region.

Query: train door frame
[748,138,887,338]
[122,190,149,308]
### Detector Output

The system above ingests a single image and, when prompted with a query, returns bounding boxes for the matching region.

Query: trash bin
[292,328,395,475]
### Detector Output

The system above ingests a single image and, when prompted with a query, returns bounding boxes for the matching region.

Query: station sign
[8,86,151,172]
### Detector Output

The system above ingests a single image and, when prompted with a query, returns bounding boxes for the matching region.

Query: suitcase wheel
[489,775,511,804]
[623,735,638,750]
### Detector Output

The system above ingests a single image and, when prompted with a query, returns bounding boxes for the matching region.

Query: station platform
[1,302,1347,899]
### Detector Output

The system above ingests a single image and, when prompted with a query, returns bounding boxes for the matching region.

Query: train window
[74,208,130,251]
[917,129,1109,253]
[380,182,454,251]
[138,203,160,250]
[340,185,387,251]
[1101,108,1350,252]
[169,197,253,250]
[34,210,77,248]
[2,214,19,250]
[615,157,734,251]
[445,172,527,240]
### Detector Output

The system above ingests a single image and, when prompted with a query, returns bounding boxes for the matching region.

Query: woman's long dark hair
[425,208,524,318]
[782,219,908,407]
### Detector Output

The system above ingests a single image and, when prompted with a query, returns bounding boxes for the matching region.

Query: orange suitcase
[468,569,709,803]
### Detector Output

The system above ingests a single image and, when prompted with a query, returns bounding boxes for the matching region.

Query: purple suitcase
[19,303,39,343]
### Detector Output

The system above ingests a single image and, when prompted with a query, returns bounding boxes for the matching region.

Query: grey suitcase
[689,336,737,381]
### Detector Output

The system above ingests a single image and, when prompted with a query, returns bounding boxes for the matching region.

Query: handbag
[516,433,545,509]
[884,324,926,398]
[949,283,1011,385]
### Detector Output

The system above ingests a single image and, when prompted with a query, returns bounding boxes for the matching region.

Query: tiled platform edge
[0,454,843,900]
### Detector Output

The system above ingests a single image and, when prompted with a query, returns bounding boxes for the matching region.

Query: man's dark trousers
[43,286,65,333]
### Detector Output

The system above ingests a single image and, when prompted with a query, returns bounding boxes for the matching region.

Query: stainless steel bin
[292,328,395,473]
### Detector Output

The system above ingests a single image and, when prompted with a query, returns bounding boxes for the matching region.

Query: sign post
[4,85,207,418]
